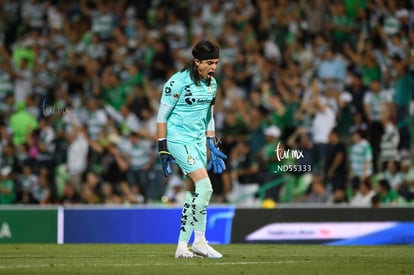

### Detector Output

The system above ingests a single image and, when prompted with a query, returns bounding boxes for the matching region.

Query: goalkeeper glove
[207,137,228,174]
[158,139,175,177]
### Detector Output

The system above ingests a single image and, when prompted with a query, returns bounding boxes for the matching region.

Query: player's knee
[194,178,213,204]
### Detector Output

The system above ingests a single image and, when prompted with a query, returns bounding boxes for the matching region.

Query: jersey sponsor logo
[196,98,213,104]
[183,85,195,104]
[183,85,213,105]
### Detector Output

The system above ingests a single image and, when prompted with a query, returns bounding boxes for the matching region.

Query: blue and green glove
[158,139,175,177]
[207,137,228,174]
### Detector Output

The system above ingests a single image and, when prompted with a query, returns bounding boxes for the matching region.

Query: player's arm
[206,104,216,138]
[156,103,173,140]
[156,76,181,176]
[157,75,181,138]
[157,104,175,177]
[206,103,227,174]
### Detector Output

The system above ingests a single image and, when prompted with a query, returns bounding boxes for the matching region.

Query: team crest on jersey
[187,155,195,165]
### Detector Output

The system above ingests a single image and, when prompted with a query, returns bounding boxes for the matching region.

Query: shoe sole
[192,247,208,258]
[175,254,193,259]
[192,247,223,259]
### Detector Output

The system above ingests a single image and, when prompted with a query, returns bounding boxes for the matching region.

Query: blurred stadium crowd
[0,0,413,207]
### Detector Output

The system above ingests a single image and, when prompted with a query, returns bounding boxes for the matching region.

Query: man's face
[195,59,219,79]
[328,132,337,144]
[352,132,360,143]
[129,134,139,144]
[370,80,381,92]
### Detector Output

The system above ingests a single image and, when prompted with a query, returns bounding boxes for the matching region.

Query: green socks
[192,178,213,232]
[178,178,213,243]
[178,191,194,243]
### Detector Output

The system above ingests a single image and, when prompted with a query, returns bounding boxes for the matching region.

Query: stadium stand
[0,0,413,207]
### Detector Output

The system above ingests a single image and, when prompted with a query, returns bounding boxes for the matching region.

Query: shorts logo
[187,155,195,165]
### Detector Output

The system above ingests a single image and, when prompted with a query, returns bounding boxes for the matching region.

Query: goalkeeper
[156,40,227,259]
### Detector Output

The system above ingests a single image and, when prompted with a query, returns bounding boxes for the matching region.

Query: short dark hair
[361,176,372,190]
[353,129,366,139]
[378,179,391,191]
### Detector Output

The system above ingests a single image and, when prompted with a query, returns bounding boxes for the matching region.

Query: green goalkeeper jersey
[160,70,217,145]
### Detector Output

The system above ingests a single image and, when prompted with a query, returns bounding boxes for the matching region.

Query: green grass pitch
[0,244,413,275]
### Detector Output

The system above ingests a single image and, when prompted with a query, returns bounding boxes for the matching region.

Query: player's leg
[175,178,195,258]
[188,168,223,258]
[167,142,200,258]
[168,141,222,258]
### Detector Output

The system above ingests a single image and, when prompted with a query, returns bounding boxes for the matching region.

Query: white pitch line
[0,264,67,269]
[0,254,163,258]
[0,254,401,260]
[0,261,300,269]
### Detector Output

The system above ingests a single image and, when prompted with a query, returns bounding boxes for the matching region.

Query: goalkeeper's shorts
[168,140,207,176]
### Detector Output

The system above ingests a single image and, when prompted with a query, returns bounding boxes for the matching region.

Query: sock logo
[180,202,191,232]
